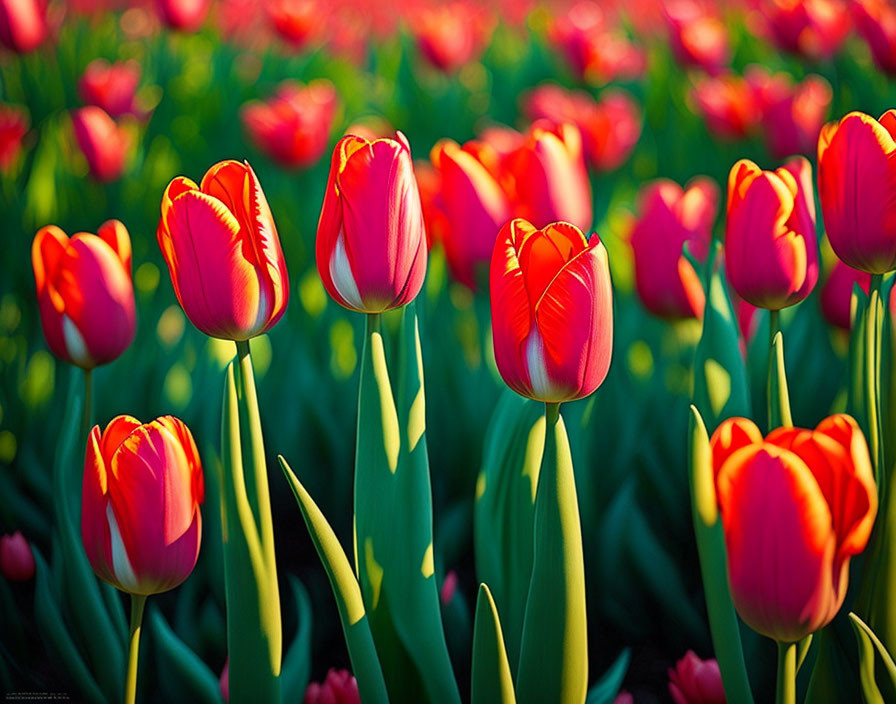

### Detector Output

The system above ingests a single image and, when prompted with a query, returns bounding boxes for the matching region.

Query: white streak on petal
[251,284,269,336]
[107,504,140,593]
[63,315,93,367]
[329,231,365,311]
[526,328,554,400]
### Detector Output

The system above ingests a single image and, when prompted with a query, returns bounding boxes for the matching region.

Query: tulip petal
[100,415,142,465]
[32,225,68,300]
[517,221,588,306]
[96,219,132,274]
[709,417,763,481]
[82,426,115,587]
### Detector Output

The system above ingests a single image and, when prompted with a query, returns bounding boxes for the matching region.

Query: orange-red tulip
[71,107,130,183]
[412,2,492,73]
[82,415,204,595]
[157,0,210,31]
[78,59,142,119]
[413,159,447,250]
[817,110,896,273]
[316,133,427,313]
[507,120,593,232]
[820,259,870,330]
[157,160,289,340]
[664,0,729,73]
[711,415,877,642]
[760,0,850,59]
[692,73,759,140]
[667,651,725,704]
[430,137,512,289]
[490,219,613,402]
[1,531,35,582]
[267,0,322,50]
[32,221,135,369]
[852,0,896,75]
[725,156,818,309]
[0,0,46,53]
[241,79,338,168]
[0,103,28,172]
[630,177,718,319]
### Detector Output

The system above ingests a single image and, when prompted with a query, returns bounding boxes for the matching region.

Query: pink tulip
[630,177,718,319]
[668,651,725,704]
[507,120,593,232]
[0,102,28,171]
[412,2,492,73]
[692,73,760,140]
[820,259,871,330]
[725,156,818,309]
[316,133,427,313]
[664,0,729,73]
[304,669,360,704]
[32,220,135,369]
[71,107,129,182]
[0,0,46,53]
[440,570,458,605]
[490,219,613,402]
[1,532,35,581]
[82,415,204,595]
[241,79,338,168]
[220,658,229,702]
[267,0,322,49]
[852,0,896,75]
[156,0,210,31]
[78,59,141,119]
[759,0,850,59]
[157,160,290,340]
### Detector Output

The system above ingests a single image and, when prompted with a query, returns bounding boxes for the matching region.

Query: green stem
[867,274,885,490]
[81,368,93,443]
[767,310,792,429]
[776,641,796,704]
[125,594,147,704]
[769,310,780,349]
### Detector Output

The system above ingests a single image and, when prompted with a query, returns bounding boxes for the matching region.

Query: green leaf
[585,649,630,704]
[471,584,516,704]
[516,404,588,704]
[279,456,389,704]
[149,608,222,704]
[687,406,754,704]
[280,576,313,702]
[850,612,896,704]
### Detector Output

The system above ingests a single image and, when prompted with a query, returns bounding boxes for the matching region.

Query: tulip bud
[711,415,877,642]
[1,531,35,582]
[82,415,204,595]
[316,133,427,313]
[820,259,870,330]
[0,102,29,172]
[78,59,142,119]
[817,110,896,273]
[241,79,338,169]
[304,669,360,704]
[32,220,135,369]
[490,219,613,403]
[157,0,210,31]
[71,106,130,183]
[508,120,593,232]
[667,651,725,704]
[0,0,46,53]
[157,160,290,340]
[430,137,512,289]
[630,177,718,319]
[725,156,819,309]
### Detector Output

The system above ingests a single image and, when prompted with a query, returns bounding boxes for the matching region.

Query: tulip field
[6,0,896,702]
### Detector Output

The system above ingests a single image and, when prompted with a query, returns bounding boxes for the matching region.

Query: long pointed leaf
[471,584,515,704]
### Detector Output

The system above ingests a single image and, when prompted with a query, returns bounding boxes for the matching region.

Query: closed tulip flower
[490,218,613,402]
[0,0,46,53]
[32,220,135,369]
[82,415,204,595]
[267,0,322,50]
[412,2,492,73]
[852,0,896,75]
[1,531,35,582]
[78,59,142,119]
[71,107,130,182]
[692,73,760,140]
[711,415,877,642]
[630,177,718,319]
[668,651,725,704]
[760,0,850,59]
[0,103,28,172]
[817,110,896,273]
[157,0,210,31]
[725,156,819,309]
[664,0,730,73]
[316,133,427,313]
[507,120,593,232]
[304,669,360,704]
[157,160,289,340]
[430,137,512,289]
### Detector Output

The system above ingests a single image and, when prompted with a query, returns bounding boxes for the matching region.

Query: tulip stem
[766,310,792,430]
[125,594,146,704]
[81,368,93,444]
[867,274,885,490]
[775,641,796,704]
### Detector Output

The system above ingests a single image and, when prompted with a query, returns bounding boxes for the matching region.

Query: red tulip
[241,79,338,168]
[0,0,46,53]
[440,570,458,605]
[267,0,322,49]
[430,137,513,289]
[82,416,203,595]
[304,669,360,704]
[630,177,719,319]
[71,107,129,182]
[157,160,289,340]
[0,102,28,171]
[413,159,447,249]
[157,0,210,31]
[692,73,760,140]
[1,531,35,582]
[32,220,135,369]
[78,59,141,119]
[725,156,818,309]
[412,2,492,73]
[749,68,832,159]
[852,0,896,75]
[711,415,877,642]
[668,651,725,704]
[316,133,427,313]
[664,0,729,73]
[220,658,229,702]
[759,0,850,59]
[507,120,593,232]
[817,110,896,273]
[523,84,642,172]
[820,259,870,330]
[490,219,613,402]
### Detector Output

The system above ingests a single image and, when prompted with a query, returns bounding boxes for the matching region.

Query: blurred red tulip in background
[820,258,871,330]
[71,106,130,182]
[78,58,142,119]
[668,650,725,704]
[0,102,28,171]
[0,532,35,582]
[0,0,46,52]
